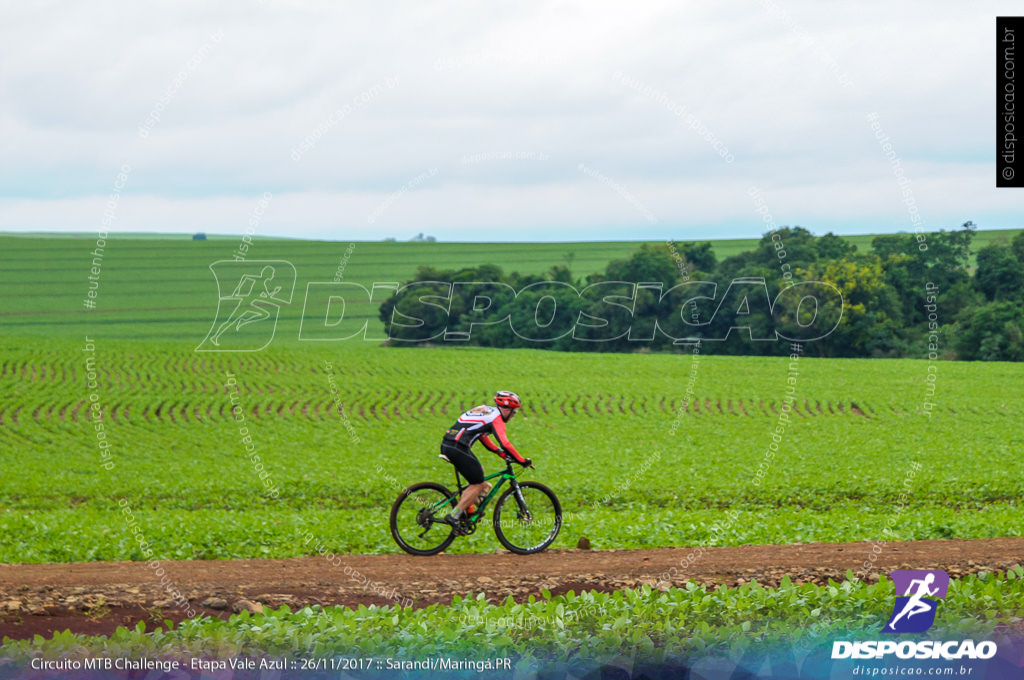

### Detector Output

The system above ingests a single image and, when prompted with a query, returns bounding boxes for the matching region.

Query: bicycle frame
[432,458,522,527]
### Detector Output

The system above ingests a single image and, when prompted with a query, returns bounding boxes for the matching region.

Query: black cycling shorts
[440,441,484,484]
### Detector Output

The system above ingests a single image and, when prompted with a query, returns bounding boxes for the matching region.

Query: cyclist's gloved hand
[520,457,533,468]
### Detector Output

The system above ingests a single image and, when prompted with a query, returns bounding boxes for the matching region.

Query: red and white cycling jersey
[443,405,526,463]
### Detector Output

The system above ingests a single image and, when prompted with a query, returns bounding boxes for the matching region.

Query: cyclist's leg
[441,443,486,513]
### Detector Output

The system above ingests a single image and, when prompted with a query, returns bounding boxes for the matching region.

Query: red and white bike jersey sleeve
[446,405,526,462]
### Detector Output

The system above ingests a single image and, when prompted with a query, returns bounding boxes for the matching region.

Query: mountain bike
[389,454,561,556]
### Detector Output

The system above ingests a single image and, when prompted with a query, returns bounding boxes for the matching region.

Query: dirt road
[2,538,1022,640]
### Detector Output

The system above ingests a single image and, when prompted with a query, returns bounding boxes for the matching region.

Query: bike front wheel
[492,481,562,555]
[390,482,457,556]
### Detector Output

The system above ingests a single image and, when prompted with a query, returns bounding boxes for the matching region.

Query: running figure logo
[196,260,296,352]
[882,569,949,634]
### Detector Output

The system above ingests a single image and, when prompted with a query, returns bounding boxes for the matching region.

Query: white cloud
[0,0,1018,240]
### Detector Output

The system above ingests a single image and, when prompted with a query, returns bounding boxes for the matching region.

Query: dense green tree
[796,257,901,357]
[753,226,819,272]
[975,244,1024,301]
[714,250,761,282]
[1012,231,1024,262]
[545,264,575,284]
[604,244,680,289]
[817,232,858,260]
[872,222,976,327]
[957,301,1024,361]
[678,241,717,273]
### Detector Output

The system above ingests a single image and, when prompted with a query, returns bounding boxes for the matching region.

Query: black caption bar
[998,17,1022,187]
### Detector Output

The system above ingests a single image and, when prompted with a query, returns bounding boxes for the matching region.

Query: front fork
[508,479,533,522]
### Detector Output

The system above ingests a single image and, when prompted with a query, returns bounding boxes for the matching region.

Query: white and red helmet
[494,390,521,409]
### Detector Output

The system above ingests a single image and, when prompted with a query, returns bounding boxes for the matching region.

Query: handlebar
[498,452,533,469]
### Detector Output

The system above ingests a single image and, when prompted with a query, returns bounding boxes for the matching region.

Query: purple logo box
[890,570,949,599]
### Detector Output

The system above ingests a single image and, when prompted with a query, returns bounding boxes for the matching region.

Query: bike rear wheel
[390,482,457,556]
[492,481,562,555]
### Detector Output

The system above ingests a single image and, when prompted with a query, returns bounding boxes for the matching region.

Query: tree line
[379,223,1024,360]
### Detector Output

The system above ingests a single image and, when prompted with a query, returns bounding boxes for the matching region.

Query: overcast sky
[0,1,1019,242]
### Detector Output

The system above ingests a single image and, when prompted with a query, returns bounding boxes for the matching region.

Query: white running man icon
[210,265,283,346]
[887,572,939,631]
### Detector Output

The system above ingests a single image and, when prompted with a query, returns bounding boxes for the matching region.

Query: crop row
[1,338,1021,561]
[0,394,882,427]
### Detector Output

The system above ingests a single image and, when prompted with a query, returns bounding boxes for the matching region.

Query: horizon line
[1,225,1016,245]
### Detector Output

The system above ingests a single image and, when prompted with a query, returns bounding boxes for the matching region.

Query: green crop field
[1,233,1022,564]
[0,235,675,343]
[1,336,1020,563]
[3,232,1023,676]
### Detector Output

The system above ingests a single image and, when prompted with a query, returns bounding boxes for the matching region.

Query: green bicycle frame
[431,460,522,526]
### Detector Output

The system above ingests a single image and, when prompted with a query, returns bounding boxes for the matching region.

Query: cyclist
[441,390,532,532]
